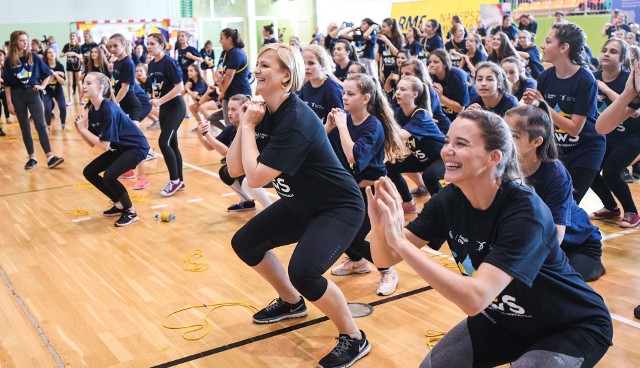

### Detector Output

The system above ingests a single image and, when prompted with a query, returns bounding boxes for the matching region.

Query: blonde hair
[303,44,335,74]
[258,43,305,93]
[85,72,115,109]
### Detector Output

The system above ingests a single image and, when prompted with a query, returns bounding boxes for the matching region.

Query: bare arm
[115,82,130,104]
[368,178,513,316]
[240,102,282,188]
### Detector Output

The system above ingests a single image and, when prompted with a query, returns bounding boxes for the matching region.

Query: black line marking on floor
[152,286,434,368]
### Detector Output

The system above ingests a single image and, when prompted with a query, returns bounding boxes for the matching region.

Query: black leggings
[83,149,144,209]
[11,88,51,155]
[563,237,605,282]
[386,155,445,203]
[0,91,9,120]
[567,167,598,204]
[590,141,640,214]
[345,187,373,263]
[43,89,67,127]
[159,96,186,181]
[120,90,142,121]
[231,200,364,301]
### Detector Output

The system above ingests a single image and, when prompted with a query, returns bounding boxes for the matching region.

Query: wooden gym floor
[0,101,638,367]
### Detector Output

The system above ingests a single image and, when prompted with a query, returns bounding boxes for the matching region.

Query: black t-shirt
[45,61,65,95]
[216,125,237,147]
[406,181,612,346]
[254,93,364,224]
[62,43,82,71]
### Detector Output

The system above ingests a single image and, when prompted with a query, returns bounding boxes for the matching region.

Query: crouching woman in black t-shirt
[227,44,370,368]
[75,72,150,227]
[368,110,613,367]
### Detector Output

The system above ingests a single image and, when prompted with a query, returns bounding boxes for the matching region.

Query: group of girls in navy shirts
[4,13,640,367]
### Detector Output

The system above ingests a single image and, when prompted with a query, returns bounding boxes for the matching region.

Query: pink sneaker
[133,176,149,190]
[589,207,621,219]
[620,212,640,228]
[119,170,136,179]
[402,202,418,213]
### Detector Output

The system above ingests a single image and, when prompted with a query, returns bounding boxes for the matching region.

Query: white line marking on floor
[182,161,220,177]
[267,192,279,199]
[187,198,204,203]
[601,233,623,241]
[222,192,235,197]
[611,313,640,329]
[151,204,168,209]
[0,268,65,367]
[71,217,92,223]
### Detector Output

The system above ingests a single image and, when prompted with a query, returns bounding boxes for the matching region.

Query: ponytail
[84,72,115,110]
[347,73,405,163]
[222,28,245,48]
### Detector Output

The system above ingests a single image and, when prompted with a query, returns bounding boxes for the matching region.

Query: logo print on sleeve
[553,104,579,145]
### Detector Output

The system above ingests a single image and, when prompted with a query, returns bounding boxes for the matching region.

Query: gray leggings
[11,88,51,155]
[420,318,608,368]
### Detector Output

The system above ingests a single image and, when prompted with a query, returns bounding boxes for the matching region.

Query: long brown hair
[87,46,109,74]
[8,31,33,68]
[347,73,405,162]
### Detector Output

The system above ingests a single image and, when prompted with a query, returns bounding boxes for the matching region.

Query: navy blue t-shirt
[395,107,445,163]
[513,78,537,101]
[216,125,237,147]
[200,48,215,70]
[220,47,252,99]
[467,93,519,117]
[148,55,183,99]
[298,77,344,123]
[188,78,208,98]
[254,93,364,224]
[516,45,544,80]
[353,32,377,60]
[594,69,640,144]
[445,39,467,68]
[605,23,631,38]
[537,66,605,171]
[45,61,65,95]
[418,35,444,63]
[528,160,602,249]
[406,181,612,347]
[334,60,354,82]
[405,40,421,58]
[377,40,397,79]
[492,24,520,41]
[3,52,52,88]
[431,67,471,122]
[328,114,386,183]
[176,46,200,70]
[112,56,136,95]
[430,87,451,134]
[87,99,150,159]
[79,42,98,64]
[263,37,278,46]
[463,50,487,75]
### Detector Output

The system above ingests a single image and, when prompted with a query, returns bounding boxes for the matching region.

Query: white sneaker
[376,267,399,296]
[147,121,160,130]
[331,258,371,276]
[146,148,158,161]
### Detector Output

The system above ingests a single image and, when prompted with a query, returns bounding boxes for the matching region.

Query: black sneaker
[103,206,123,217]
[228,200,256,212]
[252,297,307,324]
[24,158,38,170]
[622,169,634,183]
[318,330,371,368]
[114,209,139,227]
[0,128,5,136]
[633,163,640,180]
[47,156,64,169]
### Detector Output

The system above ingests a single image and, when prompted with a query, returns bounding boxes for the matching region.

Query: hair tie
[531,100,541,107]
